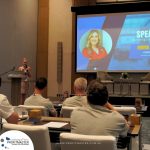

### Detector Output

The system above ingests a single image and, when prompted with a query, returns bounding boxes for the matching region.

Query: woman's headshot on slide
[82,29,107,60]
[80,29,112,70]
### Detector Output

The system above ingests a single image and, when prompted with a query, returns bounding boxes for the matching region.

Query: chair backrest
[60,106,78,118]
[2,123,51,150]
[16,105,48,116]
[60,132,117,150]
[114,106,136,116]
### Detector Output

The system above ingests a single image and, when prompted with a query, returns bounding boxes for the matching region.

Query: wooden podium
[8,71,24,106]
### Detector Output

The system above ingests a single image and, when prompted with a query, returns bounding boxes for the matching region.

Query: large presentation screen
[76,11,150,72]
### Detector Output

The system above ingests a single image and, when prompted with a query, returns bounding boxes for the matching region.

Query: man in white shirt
[0,94,19,124]
[18,57,31,104]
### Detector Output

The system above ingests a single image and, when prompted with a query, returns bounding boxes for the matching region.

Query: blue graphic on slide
[76,12,150,72]
[129,44,150,59]
[108,13,150,71]
[77,16,106,70]
[77,16,112,70]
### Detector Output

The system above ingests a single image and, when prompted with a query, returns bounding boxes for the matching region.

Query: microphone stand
[0,67,15,87]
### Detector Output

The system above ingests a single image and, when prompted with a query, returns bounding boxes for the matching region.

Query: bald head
[22,57,28,67]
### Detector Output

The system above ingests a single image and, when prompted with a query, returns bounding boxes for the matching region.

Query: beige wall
[48,1,72,96]
[0,0,37,100]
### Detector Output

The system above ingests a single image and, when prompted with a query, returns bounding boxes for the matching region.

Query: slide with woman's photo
[76,12,150,72]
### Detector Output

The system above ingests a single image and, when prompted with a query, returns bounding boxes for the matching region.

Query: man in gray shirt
[24,77,57,117]
[62,77,87,107]
[71,80,129,138]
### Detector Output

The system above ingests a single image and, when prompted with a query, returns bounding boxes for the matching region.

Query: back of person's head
[35,77,47,90]
[87,80,108,106]
[74,77,87,93]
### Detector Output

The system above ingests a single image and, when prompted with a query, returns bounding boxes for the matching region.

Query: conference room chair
[2,123,51,150]
[60,132,117,150]
[0,118,7,131]
[60,106,79,118]
[114,106,136,116]
[114,106,137,124]
[16,105,49,116]
[114,106,140,150]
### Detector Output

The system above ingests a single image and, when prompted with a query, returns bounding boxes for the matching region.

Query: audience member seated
[71,80,129,139]
[24,77,57,117]
[0,94,19,124]
[62,77,88,107]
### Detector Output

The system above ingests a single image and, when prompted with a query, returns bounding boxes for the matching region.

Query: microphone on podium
[11,66,16,71]
[0,66,16,87]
